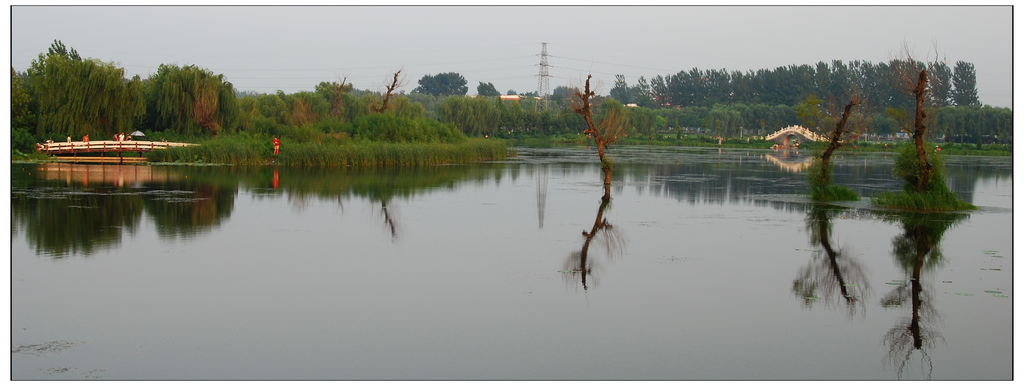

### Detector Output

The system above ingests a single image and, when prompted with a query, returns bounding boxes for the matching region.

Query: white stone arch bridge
[764,125,827,147]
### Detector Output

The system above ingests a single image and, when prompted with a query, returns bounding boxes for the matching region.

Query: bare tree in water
[570,75,628,186]
[890,45,935,194]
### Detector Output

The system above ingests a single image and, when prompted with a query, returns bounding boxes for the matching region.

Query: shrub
[873,143,975,211]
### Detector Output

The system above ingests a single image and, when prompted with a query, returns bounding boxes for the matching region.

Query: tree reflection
[562,175,625,291]
[142,181,236,240]
[879,211,967,380]
[792,204,870,316]
[12,185,145,258]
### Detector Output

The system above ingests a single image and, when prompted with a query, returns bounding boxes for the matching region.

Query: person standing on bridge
[83,134,89,142]
[273,137,280,155]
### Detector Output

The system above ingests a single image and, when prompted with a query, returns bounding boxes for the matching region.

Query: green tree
[144,64,238,137]
[413,72,468,96]
[437,96,500,136]
[609,74,633,104]
[928,61,952,107]
[950,61,980,106]
[476,81,500,97]
[28,42,144,139]
[11,68,36,151]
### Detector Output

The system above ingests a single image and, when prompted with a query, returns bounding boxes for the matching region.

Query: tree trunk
[912,69,931,193]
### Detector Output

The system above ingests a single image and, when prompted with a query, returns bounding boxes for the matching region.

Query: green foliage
[345,111,466,144]
[146,135,269,165]
[891,143,945,190]
[143,64,238,136]
[413,72,469,96]
[951,61,980,107]
[437,96,501,136]
[11,128,37,153]
[807,158,859,201]
[28,47,145,139]
[873,184,976,211]
[275,138,508,167]
[873,143,975,211]
[477,82,500,97]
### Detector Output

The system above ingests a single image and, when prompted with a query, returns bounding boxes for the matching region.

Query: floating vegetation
[11,340,82,356]
[805,296,821,300]
[993,294,1009,298]
[954,292,974,296]
[984,290,1003,294]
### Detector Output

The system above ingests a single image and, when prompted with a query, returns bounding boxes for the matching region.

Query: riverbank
[503,133,1012,156]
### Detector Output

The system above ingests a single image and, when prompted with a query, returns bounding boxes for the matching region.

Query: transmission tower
[537,42,550,102]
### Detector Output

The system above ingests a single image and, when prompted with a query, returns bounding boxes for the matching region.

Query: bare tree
[330,76,349,120]
[570,75,627,185]
[891,45,934,193]
[373,69,405,113]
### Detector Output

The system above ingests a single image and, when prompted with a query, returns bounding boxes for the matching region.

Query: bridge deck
[36,140,197,155]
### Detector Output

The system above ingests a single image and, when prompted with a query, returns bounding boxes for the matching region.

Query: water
[10,146,1012,380]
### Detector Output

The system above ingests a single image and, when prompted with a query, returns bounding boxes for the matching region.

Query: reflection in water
[378,198,400,241]
[764,151,814,173]
[142,181,236,240]
[536,164,548,229]
[12,185,145,258]
[792,204,870,317]
[562,179,625,291]
[879,212,967,380]
[12,163,513,256]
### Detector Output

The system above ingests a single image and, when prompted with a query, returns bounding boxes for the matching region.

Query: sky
[8,5,1016,108]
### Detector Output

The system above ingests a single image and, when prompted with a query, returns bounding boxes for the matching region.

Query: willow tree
[145,64,238,137]
[28,43,144,139]
[436,96,500,136]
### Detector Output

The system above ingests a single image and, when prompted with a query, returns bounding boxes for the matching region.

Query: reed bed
[277,139,509,167]
[146,136,509,167]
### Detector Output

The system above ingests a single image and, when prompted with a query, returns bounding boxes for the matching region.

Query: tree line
[11,40,1011,153]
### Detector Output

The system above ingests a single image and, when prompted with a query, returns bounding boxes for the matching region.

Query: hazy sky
[9,5,1015,107]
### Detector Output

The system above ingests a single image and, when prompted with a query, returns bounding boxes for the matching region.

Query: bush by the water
[806,158,859,201]
[345,112,466,144]
[872,143,975,211]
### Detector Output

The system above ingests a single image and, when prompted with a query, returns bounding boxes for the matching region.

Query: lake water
[10,146,1013,380]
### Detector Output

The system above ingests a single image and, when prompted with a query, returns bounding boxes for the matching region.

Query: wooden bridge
[764,125,827,147]
[36,140,197,163]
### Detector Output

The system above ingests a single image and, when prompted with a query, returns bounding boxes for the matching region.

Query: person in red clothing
[273,137,280,155]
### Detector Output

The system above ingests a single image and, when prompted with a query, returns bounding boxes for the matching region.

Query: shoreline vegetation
[13,133,1011,165]
[145,136,510,167]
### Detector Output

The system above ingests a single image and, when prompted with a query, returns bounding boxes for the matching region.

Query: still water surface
[11,147,1012,380]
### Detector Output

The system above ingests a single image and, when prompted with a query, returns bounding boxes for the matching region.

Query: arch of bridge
[765,125,825,145]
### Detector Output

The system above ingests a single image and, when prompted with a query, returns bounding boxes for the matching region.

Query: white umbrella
[130,130,145,137]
